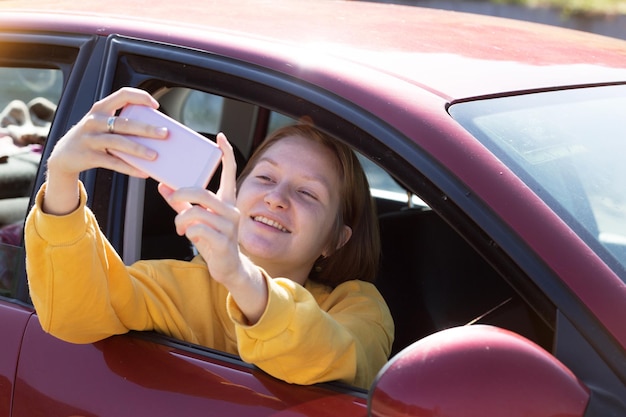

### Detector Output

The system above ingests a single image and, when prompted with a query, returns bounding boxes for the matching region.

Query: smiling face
[236,134,350,284]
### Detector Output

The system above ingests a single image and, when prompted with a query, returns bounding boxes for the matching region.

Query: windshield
[450,85,626,281]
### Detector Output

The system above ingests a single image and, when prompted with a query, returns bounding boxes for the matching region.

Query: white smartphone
[110,104,223,190]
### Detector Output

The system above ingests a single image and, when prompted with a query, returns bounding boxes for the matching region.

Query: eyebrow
[257,156,334,191]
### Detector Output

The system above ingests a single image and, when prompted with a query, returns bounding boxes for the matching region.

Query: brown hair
[237,124,380,286]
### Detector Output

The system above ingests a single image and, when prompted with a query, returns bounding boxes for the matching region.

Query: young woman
[25,87,394,389]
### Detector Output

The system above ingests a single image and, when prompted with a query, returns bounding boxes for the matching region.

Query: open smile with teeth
[253,216,290,233]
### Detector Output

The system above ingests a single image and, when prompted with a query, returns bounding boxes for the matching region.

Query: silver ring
[106,116,116,134]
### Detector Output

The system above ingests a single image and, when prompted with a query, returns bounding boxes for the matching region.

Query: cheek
[235,182,255,209]
[305,205,340,244]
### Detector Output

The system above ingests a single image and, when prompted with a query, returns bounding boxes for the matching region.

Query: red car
[1,1,625,416]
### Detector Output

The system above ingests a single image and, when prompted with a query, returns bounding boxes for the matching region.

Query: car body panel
[1,0,626,101]
[12,319,367,417]
[0,301,32,417]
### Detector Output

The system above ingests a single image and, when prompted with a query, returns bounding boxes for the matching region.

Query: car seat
[376,208,549,357]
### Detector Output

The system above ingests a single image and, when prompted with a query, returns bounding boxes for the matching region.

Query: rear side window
[0,67,63,298]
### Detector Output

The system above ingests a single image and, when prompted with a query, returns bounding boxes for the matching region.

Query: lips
[253,215,290,233]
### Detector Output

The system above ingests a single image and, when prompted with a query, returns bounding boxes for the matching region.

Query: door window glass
[181,89,224,135]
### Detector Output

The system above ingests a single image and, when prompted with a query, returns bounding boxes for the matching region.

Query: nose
[264,183,290,210]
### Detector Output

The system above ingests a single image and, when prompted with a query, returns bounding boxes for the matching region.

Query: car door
[10,33,371,417]
[0,32,97,417]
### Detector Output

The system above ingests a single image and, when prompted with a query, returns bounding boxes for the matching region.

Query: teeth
[254,216,289,232]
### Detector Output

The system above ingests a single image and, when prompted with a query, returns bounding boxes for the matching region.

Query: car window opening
[134,85,554,376]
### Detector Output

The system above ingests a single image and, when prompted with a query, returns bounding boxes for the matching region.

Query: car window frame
[97,34,400,395]
[96,32,559,369]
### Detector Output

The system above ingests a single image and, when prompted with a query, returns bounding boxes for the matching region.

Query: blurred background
[363,0,626,39]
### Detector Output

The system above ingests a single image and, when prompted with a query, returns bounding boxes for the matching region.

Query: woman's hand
[159,133,268,324]
[43,87,168,215]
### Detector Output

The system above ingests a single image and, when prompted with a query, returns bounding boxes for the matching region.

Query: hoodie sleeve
[24,182,227,346]
[227,275,394,389]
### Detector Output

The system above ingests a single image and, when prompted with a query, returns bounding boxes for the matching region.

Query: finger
[71,142,150,179]
[216,132,237,205]
[167,187,224,214]
[105,115,169,139]
[82,130,158,165]
[91,87,159,116]
[167,187,240,231]
[82,113,168,141]
[185,222,232,254]
[174,206,221,237]
[101,156,151,179]
[175,205,237,241]
[157,182,192,214]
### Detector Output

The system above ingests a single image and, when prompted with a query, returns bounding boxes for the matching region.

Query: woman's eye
[299,189,318,200]
[256,175,273,182]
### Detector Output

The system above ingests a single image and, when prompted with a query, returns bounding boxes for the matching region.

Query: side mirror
[369,325,589,417]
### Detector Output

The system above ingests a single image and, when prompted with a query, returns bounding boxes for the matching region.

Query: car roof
[1,0,626,102]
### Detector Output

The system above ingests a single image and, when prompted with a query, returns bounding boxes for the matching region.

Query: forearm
[42,167,80,215]
[223,255,268,325]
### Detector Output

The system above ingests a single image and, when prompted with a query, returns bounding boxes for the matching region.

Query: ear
[322,225,352,258]
[336,225,352,250]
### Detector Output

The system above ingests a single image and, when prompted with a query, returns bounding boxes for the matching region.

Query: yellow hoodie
[25,182,394,389]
